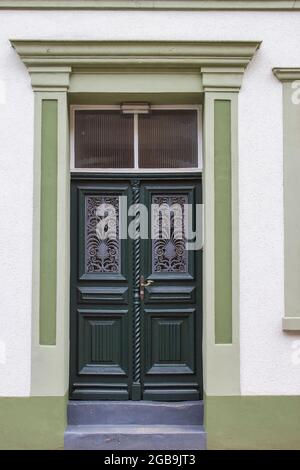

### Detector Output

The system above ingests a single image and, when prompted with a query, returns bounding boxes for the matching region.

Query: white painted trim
[70,168,202,173]
[70,104,203,173]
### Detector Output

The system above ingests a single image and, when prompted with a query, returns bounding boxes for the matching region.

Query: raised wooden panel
[145,308,195,375]
[143,385,200,401]
[78,309,128,376]
[71,383,129,400]
[91,321,115,362]
[145,285,195,303]
[77,286,129,304]
[159,321,181,361]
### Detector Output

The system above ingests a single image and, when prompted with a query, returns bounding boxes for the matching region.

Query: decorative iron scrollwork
[85,195,120,274]
[152,194,188,273]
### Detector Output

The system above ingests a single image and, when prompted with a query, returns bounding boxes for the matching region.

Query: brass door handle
[140,275,154,301]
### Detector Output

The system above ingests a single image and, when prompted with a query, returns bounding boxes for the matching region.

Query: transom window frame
[70,104,203,173]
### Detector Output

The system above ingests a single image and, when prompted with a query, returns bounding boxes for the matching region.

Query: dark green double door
[70,175,202,400]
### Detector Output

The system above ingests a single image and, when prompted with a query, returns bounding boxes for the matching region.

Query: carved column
[131,179,142,400]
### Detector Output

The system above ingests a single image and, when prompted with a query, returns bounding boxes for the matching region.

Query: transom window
[70,105,202,172]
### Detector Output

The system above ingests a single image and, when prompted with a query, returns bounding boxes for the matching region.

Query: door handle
[140,275,154,301]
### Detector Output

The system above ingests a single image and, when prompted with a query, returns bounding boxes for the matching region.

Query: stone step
[67,400,204,425]
[64,424,206,450]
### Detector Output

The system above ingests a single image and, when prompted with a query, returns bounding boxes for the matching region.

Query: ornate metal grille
[85,195,120,273]
[152,194,188,273]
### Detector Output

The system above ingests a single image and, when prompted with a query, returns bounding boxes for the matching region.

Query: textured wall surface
[0,10,299,396]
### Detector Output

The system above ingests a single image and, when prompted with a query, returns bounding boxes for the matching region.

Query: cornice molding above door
[10,40,261,92]
[10,40,261,69]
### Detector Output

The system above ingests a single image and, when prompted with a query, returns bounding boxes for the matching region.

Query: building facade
[0,1,300,450]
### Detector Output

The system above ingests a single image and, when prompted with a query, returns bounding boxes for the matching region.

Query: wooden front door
[70,175,202,400]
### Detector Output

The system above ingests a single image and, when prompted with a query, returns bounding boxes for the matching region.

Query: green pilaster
[31,87,70,396]
[273,68,300,331]
[203,83,240,396]
[214,100,232,344]
[40,100,58,345]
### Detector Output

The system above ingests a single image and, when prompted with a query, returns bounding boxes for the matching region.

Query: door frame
[11,39,260,403]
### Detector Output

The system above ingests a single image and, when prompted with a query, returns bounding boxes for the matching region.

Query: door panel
[144,307,195,375]
[77,286,129,304]
[78,308,128,376]
[70,180,132,400]
[70,176,202,400]
[140,181,202,400]
[144,285,196,304]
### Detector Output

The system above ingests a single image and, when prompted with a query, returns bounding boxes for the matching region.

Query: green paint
[69,92,203,106]
[274,71,300,331]
[70,71,202,94]
[32,92,70,395]
[282,317,300,330]
[282,80,300,326]
[40,100,58,345]
[214,100,232,344]
[10,40,260,71]
[0,395,67,450]
[30,68,71,91]
[205,395,300,450]
[2,0,300,11]
[203,92,240,395]
[273,68,300,81]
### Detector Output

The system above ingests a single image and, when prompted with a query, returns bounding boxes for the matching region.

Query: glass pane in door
[85,195,120,274]
[75,110,134,168]
[138,110,198,168]
[152,193,188,273]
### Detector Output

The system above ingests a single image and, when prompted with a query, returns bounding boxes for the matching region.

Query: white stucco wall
[0,10,299,396]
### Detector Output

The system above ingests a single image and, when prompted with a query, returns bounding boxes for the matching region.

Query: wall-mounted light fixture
[121,102,151,114]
